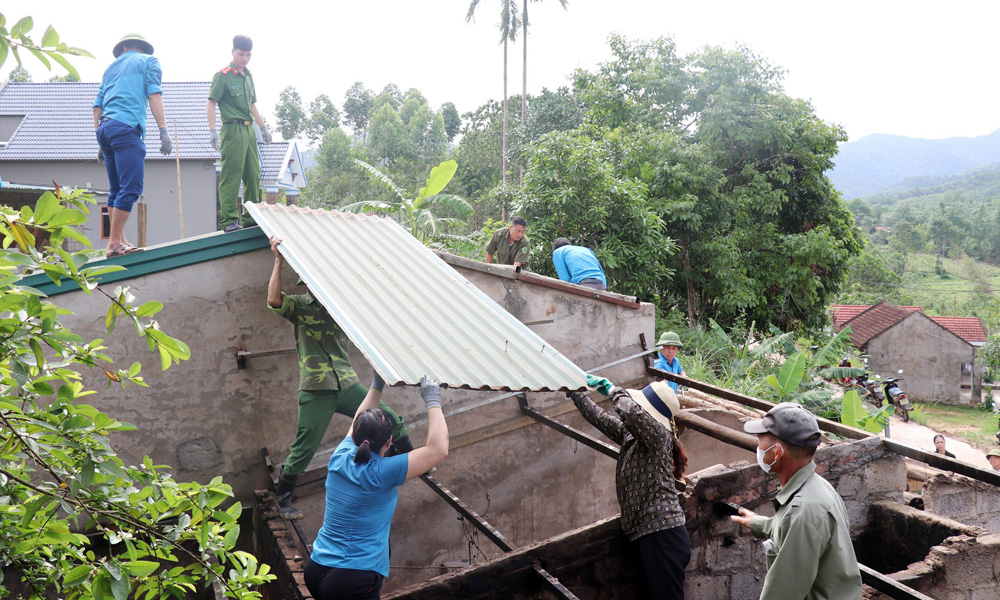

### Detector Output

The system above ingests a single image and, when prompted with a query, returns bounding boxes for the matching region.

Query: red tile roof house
[831,303,987,405]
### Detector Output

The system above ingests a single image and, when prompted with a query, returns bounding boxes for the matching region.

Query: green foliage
[840,390,892,433]
[343,82,375,135]
[274,86,306,141]
[8,65,30,81]
[0,188,272,598]
[440,102,461,142]
[344,159,473,242]
[305,94,340,145]
[516,129,675,298]
[0,15,93,81]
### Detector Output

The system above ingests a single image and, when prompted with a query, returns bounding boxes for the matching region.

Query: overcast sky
[6,0,999,144]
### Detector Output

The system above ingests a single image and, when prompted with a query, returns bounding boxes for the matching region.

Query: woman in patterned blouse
[571,376,690,600]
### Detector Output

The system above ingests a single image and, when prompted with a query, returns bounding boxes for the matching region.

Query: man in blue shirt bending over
[653,331,686,393]
[552,238,607,291]
[93,34,172,258]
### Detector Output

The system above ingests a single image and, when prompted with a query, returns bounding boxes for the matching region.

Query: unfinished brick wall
[382,436,906,600]
[253,490,310,600]
[682,436,906,600]
[922,471,1000,533]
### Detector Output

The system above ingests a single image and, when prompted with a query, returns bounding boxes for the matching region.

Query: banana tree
[344,159,474,243]
[841,389,893,433]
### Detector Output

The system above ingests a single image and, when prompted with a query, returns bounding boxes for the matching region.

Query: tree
[273,86,306,140]
[366,103,407,168]
[572,37,861,330]
[344,159,474,243]
[300,127,356,209]
[343,82,375,136]
[466,0,519,220]
[48,72,79,82]
[0,188,273,598]
[8,65,31,81]
[517,129,675,299]
[0,15,92,81]
[440,102,461,142]
[520,0,568,124]
[305,94,340,145]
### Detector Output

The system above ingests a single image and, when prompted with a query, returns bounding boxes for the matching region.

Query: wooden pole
[173,120,184,239]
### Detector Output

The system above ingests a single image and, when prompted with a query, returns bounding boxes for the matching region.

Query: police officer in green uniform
[484,216,531,268]
[267,236,412,520]
[207,35,272,233]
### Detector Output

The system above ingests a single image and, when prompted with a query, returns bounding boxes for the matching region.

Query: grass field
[909,402,1000,450]
[898,252,1000,314]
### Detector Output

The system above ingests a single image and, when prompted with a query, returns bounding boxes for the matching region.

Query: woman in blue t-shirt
[305,373,449,600]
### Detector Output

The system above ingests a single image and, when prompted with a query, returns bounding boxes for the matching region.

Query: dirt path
[879,414,991,469]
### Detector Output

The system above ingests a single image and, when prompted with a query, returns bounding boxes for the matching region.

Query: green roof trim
[21,227,270,297]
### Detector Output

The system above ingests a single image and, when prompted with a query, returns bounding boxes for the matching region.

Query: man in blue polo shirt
[654,331,686,393]
[93,34,171,257]
[552,238,607,291]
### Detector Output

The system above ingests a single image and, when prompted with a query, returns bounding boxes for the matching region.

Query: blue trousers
[97,119,146,212]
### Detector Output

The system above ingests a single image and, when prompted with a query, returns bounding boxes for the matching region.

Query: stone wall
[922,471,1000,533]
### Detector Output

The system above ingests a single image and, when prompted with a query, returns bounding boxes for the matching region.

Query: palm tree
[521,0,568,124]
[466,0,519,221]
[344,159,473,243]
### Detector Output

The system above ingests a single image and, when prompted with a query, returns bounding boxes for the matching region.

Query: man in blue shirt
[93,34,171,257]
[552,238,607,291]
[653,331,685,393]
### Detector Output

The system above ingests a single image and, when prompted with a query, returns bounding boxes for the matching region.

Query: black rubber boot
[275,469,303,520]
[388,435,415,456]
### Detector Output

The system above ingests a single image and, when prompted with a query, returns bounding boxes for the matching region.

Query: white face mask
[757,442,782,473]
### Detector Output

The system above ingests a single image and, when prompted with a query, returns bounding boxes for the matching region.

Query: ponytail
[352,409,393,464]
[354,439,373,464]
[671,430,688,480]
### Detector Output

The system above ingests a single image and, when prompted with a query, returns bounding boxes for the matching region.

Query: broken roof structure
[246,202,588,391]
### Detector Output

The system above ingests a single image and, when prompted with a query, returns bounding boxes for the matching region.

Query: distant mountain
[859,162,1000,210]
[828,129,1000,199]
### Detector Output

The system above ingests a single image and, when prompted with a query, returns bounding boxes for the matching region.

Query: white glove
[210,128,220,151]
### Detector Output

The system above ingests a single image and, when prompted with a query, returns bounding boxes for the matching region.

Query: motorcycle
[857,369,911,422]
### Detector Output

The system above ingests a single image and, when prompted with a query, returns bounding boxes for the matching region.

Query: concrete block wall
[910,534,1000,600]
[682,436,906,600]
[923,471,1000,533]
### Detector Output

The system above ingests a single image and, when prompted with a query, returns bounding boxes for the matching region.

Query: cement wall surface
[46,242,655,595]
[3,159,219,247]
[867,312,976,404]
[923,471,1000,533]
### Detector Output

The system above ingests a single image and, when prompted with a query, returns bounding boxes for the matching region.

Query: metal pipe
[676,411,758,452]
[859,564,936,600]
[519,395,620,459]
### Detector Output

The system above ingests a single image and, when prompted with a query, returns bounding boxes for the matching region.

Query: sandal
[105,243,146,257]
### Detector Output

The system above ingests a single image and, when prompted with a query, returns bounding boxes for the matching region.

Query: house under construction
[30,205,1000,600]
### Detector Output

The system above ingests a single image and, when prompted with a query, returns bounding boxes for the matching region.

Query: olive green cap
[987,449,1000,459]
[657,331,683,348]
[113,34,154,58]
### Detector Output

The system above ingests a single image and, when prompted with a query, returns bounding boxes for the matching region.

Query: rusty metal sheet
[246,203,587,392]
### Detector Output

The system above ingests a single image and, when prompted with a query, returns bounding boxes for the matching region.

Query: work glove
[420,376,441,410]
[586,374,616,397]
[260,126,272,145]
[97,149,104,165]
[370,370,385,393]
[158,127,172,155]
[210,128,220,151]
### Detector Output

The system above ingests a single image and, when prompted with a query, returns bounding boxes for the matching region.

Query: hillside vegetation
[828,129,1000,199]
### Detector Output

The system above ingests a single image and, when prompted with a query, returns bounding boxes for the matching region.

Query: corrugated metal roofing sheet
[246,202,588,392]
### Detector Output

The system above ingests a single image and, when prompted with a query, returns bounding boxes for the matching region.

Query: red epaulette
[221,66,232,74]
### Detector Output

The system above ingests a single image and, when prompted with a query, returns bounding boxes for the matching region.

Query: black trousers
[635,525,691,600]
[304,560,384,600]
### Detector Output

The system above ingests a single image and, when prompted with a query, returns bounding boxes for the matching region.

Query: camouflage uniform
[484,226,531,267]
[271,292,407,476]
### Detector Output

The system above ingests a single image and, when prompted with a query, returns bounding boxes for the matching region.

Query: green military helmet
[657,331,683,348]
[113,34,155,58]
[988,449,1000,459]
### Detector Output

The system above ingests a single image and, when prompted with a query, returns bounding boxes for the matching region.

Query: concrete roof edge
[434,250,641,308]
[20,227,270,297]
